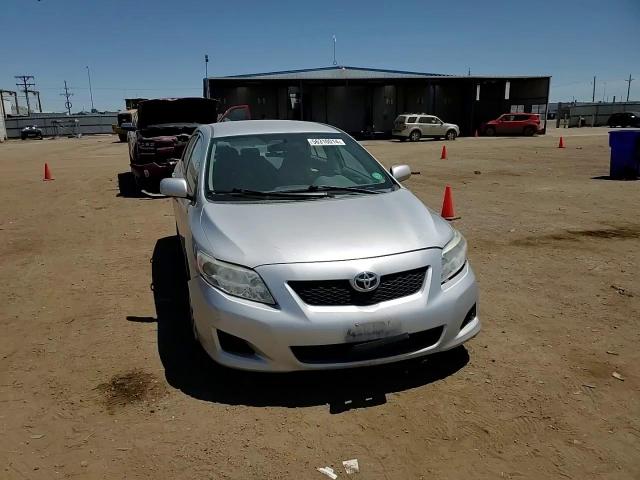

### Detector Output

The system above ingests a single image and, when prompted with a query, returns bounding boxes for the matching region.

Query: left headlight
[196,250,275,305]
[441,229,467,283]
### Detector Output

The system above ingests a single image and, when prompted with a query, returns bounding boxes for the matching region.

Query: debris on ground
[343,459,359,474]
[582,384,596,389]
[606,351,619,356]
[612,372,624,381]
[610,285,633,297]
[30,434,45,439]
[317,466,338,479]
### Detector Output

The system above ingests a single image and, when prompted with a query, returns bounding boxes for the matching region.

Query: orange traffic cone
[558,136,565,148]
[441,185,459,220]
[474,129,479,138]
[43,163,54,181]
[440,145,447,160]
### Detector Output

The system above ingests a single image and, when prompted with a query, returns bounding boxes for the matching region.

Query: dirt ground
[1,127,638,479]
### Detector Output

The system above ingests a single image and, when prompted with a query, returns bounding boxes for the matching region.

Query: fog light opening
[217,330,256,356]
[460,304,477,331]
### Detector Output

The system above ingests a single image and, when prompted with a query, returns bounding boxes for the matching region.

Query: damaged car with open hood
[126,98,250,192]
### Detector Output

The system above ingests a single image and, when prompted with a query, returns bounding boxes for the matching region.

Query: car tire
[446,130,457,140]
[523,126,536,136]
[485,126,496,136]
[409,130,421,142]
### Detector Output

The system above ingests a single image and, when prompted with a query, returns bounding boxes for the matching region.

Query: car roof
[207,120,340,138]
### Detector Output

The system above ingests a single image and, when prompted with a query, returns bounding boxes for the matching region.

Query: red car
[481,113,542,136]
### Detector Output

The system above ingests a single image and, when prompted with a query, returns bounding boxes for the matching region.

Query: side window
[407,116,417,123]
[418,116,432,124]
[181,135,198,174]
[186,136,205,195]
[514,114,530,121]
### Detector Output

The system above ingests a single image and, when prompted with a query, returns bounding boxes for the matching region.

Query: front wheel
[523,126,536,136]
[446,130,457,140]
[409,130,421,142]
[485,126,496,136]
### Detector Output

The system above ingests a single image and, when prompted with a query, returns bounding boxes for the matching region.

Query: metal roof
[211,66,450,80]
[207,66,550,81]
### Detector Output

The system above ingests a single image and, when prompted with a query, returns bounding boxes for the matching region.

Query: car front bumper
[189,248,480,372]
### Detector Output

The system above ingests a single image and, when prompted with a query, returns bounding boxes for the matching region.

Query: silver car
[161,120,479,371]
[392,114,460,142]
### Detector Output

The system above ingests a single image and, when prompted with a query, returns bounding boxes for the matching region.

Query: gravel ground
[1,128,638,479]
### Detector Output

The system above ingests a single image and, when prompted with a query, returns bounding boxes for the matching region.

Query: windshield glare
[206,133,395,198]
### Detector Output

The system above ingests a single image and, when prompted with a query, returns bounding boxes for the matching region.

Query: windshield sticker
[307,138,346,146]
[371,172,384,182]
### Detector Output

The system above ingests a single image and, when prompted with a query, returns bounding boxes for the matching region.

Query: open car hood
[136,98,217,129]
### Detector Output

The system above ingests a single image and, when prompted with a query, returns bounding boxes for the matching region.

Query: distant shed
[205,66,551,136]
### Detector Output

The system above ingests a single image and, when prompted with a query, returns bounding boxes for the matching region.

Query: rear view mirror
[390,164,411,183]
[160,178,189,198]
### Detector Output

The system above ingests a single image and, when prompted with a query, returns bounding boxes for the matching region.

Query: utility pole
[625,74,634,102]
[14,75,35,115]
[61,81,73,115]
[86,66,95,111]
[332,35,337,66]
[591,75,596,102]
[204,54,209,98]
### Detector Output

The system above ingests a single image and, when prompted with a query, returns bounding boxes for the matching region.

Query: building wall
[208,76,550,136]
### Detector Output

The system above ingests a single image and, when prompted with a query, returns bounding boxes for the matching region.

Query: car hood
[200,189,453,267]
[136,98,217,129]
[444,123,459,130]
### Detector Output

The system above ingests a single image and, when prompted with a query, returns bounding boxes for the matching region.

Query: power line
[60,80,74,115]
[15,75,35,115]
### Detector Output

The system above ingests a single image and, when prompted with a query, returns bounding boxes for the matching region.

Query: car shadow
[592,175,638,181]
[142,236,470,413]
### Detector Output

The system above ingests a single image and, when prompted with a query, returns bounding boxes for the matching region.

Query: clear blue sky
[2,0,639,112]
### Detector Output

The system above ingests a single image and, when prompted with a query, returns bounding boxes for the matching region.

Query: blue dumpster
[609,130,640,179]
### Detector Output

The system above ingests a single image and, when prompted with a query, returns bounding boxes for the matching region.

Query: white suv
[393,114,460,142]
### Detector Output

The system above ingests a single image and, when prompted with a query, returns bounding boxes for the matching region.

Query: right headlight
[441,229,467,283]
[196,250,275,305]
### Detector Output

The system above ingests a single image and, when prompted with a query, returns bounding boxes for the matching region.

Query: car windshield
[206,132,396,200]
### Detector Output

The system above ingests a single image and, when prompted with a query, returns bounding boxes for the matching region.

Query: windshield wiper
[279,185,381,194]
[213,188,327,198]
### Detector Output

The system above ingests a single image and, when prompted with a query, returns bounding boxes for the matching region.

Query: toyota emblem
[351,271,380,292]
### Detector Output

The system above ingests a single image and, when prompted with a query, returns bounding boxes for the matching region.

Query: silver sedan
[161,120,479,371]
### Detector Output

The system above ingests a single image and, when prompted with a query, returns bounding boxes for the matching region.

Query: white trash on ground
[317,466,338,479]
[343,459,359,474]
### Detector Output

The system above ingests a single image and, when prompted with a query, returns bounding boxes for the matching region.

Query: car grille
[288,266,427,307]
[291,325,443,364]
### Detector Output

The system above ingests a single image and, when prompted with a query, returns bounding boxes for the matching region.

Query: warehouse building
[205,66,551,136]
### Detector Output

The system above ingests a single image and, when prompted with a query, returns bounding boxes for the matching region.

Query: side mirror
[160,178,189,198]
[390,164,411,183]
